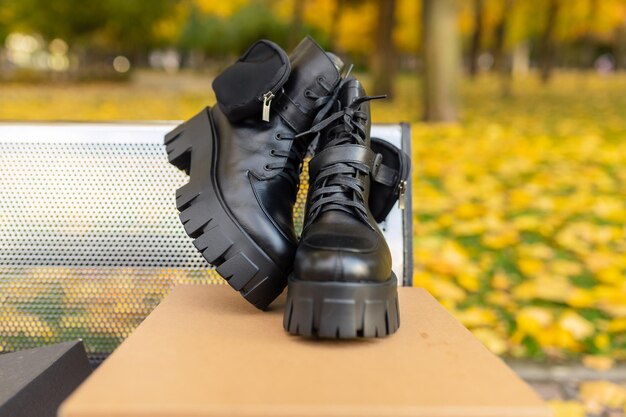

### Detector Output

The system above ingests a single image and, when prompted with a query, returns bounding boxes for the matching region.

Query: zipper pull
[262,91,274,122]
[398,180,407,210]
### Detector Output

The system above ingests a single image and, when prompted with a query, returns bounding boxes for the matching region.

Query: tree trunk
[468,0,484,77]
[492,0,513,73]
[422,0,460,122]
[329,0,345,53]
[614,22,626,71]
[581,0,598,68]
[492,0,514,96]
[371,0,396,97]
[288,0,305,50]
[512,42,530,75]
[539,0,560,83]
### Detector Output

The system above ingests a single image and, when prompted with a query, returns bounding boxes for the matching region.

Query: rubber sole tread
[165,109,287,309]
[283,274,400,338]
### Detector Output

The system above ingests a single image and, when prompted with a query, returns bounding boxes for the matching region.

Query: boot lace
[296,89,385,230]
[266,74,347,193]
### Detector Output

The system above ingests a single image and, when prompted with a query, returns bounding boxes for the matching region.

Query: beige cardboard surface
[59,285,550,417]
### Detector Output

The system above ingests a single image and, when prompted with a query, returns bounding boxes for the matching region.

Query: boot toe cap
[294,228,392,283]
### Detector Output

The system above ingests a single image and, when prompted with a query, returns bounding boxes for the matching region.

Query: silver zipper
[262,91,274,122]
[398,180,407,210]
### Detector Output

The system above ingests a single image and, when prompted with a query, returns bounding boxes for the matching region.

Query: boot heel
[284,274,400,338]
[164,107,212,173]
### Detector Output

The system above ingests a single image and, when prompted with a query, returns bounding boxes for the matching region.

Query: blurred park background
[1,0,626,414]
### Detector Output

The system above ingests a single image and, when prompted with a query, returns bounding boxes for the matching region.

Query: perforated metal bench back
[0,122,412,363]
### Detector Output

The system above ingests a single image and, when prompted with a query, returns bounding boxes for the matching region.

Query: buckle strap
[309,144,383,181]
[373,163,397,187]
[274,93,312,132]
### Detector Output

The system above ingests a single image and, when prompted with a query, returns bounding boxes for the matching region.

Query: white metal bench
[0,122,413,363]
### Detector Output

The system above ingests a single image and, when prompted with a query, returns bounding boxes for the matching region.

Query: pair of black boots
[165,37,408,338]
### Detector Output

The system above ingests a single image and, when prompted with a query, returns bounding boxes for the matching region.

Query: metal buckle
[371,152,383,178]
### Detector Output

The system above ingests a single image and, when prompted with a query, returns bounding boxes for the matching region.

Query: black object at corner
[0,341,92,417]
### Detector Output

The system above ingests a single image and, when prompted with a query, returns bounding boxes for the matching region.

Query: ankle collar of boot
[275,74,339,133]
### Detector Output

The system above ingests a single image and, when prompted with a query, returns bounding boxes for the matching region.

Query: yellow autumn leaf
[607,318,626,333]
[428,279,466,303]
[450,220,486,236]
[566,288,596,308]
[454,306,498,327]
[550,259,583,277]
[582,355,614,371]
[559,311,595,340]
[516,307,554,334]
[513,275,573,303]
[454,202,485,219]
[548,400,585,417]
[456,272,480,292]
[491,270,511,290]
[471,328,508,355]
[579,381,626,410]
[517,257,545,277]
[485,291,512,308]
[482,227,520,249]
[596,267,623,285]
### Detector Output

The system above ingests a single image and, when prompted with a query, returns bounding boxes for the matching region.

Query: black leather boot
[283,77,400,338]
[164,37,342,309]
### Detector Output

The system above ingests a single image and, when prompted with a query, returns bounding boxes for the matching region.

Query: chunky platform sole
[164,108,287,310]
[283,274,400,338]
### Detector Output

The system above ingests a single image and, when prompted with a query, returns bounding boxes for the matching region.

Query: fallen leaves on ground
[373,72,626,360]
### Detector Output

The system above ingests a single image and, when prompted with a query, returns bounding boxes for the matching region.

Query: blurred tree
[394,0,421,54]
[179,1,291,59]
[193,0,249,17]
[468,0,484,77]
[0,0,14,42]
[8,1,105,43]
[5,0,180,53]
[101,0,183,55]
[230,2,291,49]
[329,0,345,52]
[615,21,626,70]
[581,0,599,68]
[492,0,512,72]
[493,0,514,96]
[331,1,376,59]
[288,0,305,49]
[371,0,396,97]
[422,0,460,122]
[539,0,560,83]
[179,6,234,57]
[5,0,626,82]
[320,0,367,57]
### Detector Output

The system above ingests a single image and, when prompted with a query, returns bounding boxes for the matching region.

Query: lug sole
[164,108,286,310]
[283,274,400,338]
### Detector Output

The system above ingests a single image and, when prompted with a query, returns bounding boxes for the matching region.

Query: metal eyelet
[274,133,281,140]
[264,164,271,171]
[269,149,276,156]
[304,89,313,98]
